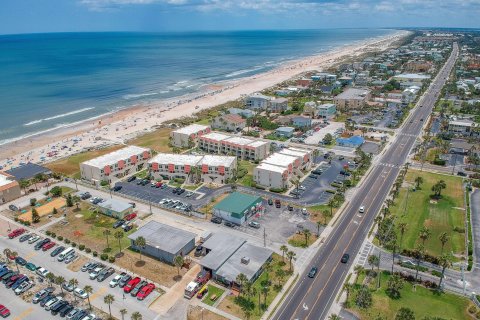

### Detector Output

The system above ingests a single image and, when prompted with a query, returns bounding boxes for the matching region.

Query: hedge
[100,253,108,261]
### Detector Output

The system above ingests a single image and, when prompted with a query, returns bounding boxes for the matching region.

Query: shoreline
[0,30,411,170]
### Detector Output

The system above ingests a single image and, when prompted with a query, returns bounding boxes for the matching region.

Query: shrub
[85,248,92,253]
[433,158,446,165]
[325,189,336,194]
[79,244,85,251]
[14,217,19,222]
[453,226,465,233]
[92,251,98,257]
[71,242,77,247]
[57,236,63,241]
[431,270,442,278]
[269,187,285,193]
[46,231,51,236]
[30,198,37,206]
[100,180,109,187]
[65,239,71,244]
[51,233,56,239]
[100,253,108,261]
[468,305,477,314]
[108,256,116,263]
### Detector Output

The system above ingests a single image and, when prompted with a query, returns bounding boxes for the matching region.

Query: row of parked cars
[32,286,97,319]
[158,198,193,212]
[81,261,155,301]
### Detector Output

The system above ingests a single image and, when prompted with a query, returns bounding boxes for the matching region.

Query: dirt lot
[67,255,89,272]
[19,198,66,222]
[115,249,191,288]
[187,305,227,320]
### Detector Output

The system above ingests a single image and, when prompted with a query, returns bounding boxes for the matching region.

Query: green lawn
[128,127,173,153]
[391,169,466,257]
[203,285,225,306]
[195,118,211,125]
[348,271,472,320]
[237,160,256,187]
[45,145,124,178]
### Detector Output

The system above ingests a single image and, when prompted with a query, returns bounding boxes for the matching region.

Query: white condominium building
[198,132,270,161]
[148,153,237,185]
[80,146,152,184]
[170,124,211,148]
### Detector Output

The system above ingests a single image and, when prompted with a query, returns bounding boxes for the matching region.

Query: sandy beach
[0,30,411,171]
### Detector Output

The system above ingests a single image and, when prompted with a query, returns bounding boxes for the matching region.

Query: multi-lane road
[272,42,459,320]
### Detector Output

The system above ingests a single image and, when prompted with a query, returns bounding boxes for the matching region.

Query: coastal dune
[0,30,411,169]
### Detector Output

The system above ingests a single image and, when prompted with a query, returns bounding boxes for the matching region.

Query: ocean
[0,29,394,145]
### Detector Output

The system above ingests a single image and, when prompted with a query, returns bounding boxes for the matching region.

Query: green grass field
[348,271,472,319]
[128,127,173,153]
[203,285,225,306]
[45,145,124,178]
[237,160,256,187]
[391,169,465,257]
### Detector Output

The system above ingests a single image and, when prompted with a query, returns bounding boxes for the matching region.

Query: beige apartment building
[170,124,211,148]
[0,172,21,204]
[198,132,270,161]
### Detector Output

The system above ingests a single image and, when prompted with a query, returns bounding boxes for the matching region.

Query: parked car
[36,267,50,278]
[45,297,62,311]
[267,198,273,205]
[14,256,27,266]
[51,301,69,316]
[308,267,318,278]
[6,274,22,287]
[64,254,77,264]
[50,246,65,257]
[74,288,88,299]
[137,283,155,300]
[123,224,133,232]
[63,282,76,292]
[81,314,96,320]
[33,288,53,304]
[113,219,125,228]
[287,204,294,211]
[11,275,29,289]
[25,263,37,271]
[9,204,18,211]
[8,228,25,239]
[275,199,281,208]
[72,310,88,320]
[248,221,260,229]
[224,221,235,228]
[112,185,122,192]
[89,266,104,280]
[109,272,126,288]
[124,277,141,293]
[308,174,318,179]
[118,274,132,288]
[81,262,95,272]
[66,307,82,319]
[34,238,51,250]
[97,267,114,282]
[15,281,34,295]
[39,294,56,307]
[28,235,40,244]
[19,233,32,242]
[130,280,147,296]
[124,212,137,221]
[0,305,10,318]
[59,304,74,317]
[127,176,136,182]
[42,241,56,251]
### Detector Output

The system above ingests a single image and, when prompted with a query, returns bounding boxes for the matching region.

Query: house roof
[82,146,149,169]
[128,221,196,255]
[220,114,246,124]
[276,126,295,133]
[173,124,210,135]
[200,233,246,271]
[0,172,19,190]
[97,198,133,213]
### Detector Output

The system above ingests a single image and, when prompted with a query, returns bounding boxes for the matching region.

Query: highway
[272,42,459,320]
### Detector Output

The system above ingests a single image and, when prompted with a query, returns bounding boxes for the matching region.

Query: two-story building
[270,98,289,113]
[448,119,479,137]
[304,102,336,119]
[170,124,211,148]
[333,88,372,111]
[199,132,270,161]
[80,146,151,185]
[211,114,246,132]
[0,172,21,204]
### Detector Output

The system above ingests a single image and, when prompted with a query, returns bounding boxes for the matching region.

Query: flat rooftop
[255,162,287,174]
[449,119,475,126]
[262,153,297,168]
[173,124,210,135]
[97,198,133,213]
[394,73,431,80]
[5,162,51,181]
[246,140,269,148]
[335,88,371,100]
[225,136,255,146]
[216,243,273,282]
[199,155,236,167]
[128,221,196,255]
[0,172,17,188]
[279,148,310,158]
[149,153,203,166]
[200,132,230,142]
[213,192,263,218]
[200,233,246,271]
[83,146,149,168]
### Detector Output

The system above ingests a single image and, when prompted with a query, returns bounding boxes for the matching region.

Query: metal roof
[97,198,133,213]
[213,192,262,217]
[173,124,210,135]
[128,221,196,255]
[200,233,246,271]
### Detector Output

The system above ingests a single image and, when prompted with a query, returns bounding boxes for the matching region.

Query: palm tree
[419,226,431,246]
[438,253,453,288]
[261,284,270,306]
[398,222,408,251]
[280,245,288,262]
[316,221,322,236]
[114,230,124,254]
[286,251,296,272]
[236,273,248,293]
[120,309,128,320]
[439,232,449,254]
[327,198,336,216]
[131,311,142,320]
[343,283,352,306]
[173,255,184,278]
[69,278,79,301]
[264,261,273,284]
[303,229,311,246]
[431,180,446,198]
[19,179,30,194]
[134,236,146,262]
[3,248,12,264]
[46,272,55,285]
[414,244,425,282]
[353,265,363,284]
[84,285,93,310]
[367,254,379,273]
[329,314,341,320]
[103,229,111,249]
[55,276,65,295]
[414,176,424,189]
[104,294,115,319]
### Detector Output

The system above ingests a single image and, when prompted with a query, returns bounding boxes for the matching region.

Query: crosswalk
[357,241,373,267]
[398,133,417,138]
[376,162,399,168]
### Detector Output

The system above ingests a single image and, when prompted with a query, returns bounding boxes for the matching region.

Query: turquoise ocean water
[0,29,394,144]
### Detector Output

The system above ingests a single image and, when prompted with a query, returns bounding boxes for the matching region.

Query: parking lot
[0,218,159,320]
[304,121,345,145]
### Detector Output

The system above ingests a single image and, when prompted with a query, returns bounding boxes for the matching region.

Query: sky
[1,0,479,35]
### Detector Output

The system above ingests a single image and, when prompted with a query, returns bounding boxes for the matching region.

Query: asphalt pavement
[271,43,459,320]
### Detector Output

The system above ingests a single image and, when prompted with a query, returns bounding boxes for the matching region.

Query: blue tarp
[336,136,365,147]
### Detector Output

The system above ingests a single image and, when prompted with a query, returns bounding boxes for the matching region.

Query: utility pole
[451,152,458,175]
[263,228,266,247]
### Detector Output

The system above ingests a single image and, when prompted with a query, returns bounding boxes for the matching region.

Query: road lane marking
[13,307,33,320]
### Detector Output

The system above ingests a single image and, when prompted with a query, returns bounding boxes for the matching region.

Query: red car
[136,283,155,300]
[42,241,56,251]
[8,228,25,239]
[0,304,10,318]
[123,277,141,293]
[155,182,163,188]
[124,212,137,221]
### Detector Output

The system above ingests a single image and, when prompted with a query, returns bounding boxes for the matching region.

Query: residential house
[211,114,246,132]
[270,98,289,113]
[244,93,271,110]
[275,127,295,138]
[0,172,21,204]
[292,116,312,128]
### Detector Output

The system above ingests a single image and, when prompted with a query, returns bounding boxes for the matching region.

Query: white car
[81,314,96,320]
[299,185,306,191]
[109,274,123,288]
[74,288,88,299]
[301,208,308,215]
[45,297,62,311]
[15,281,34,295]
[28,235,40,244]
[159,198,169,205]
[36,267,50,278]
[89,267,104,280]
[359,206,365,213]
